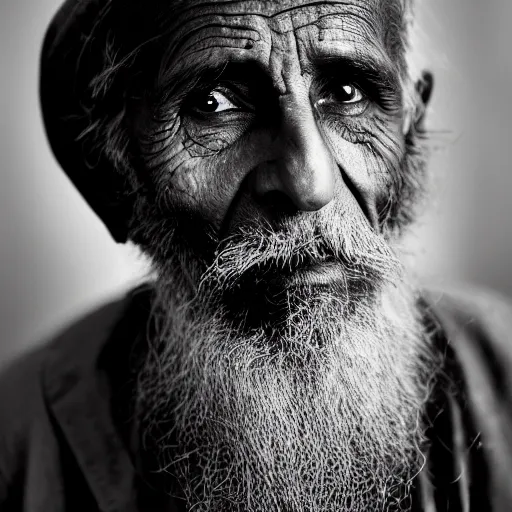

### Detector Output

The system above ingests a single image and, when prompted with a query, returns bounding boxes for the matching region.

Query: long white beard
[137,276,434,512]
[135,202,436,511]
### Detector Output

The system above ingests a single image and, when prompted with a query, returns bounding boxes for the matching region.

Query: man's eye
[317,84,364,107]
[336,85,364,104]
[314,83,368,117]
[190,90,239,114]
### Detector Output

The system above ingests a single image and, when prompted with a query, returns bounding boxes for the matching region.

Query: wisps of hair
[76,1,158,196]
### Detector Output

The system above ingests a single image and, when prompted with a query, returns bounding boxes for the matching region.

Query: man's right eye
[189,90,240,114]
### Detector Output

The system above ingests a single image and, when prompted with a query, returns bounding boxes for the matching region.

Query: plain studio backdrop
[1,0,511,363]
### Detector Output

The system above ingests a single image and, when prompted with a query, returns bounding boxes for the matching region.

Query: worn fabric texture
[1,285,512,512]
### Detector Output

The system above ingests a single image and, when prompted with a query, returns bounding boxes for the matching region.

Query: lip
[276,261,345,288]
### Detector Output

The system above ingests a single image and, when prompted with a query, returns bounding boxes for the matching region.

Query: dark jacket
[1,286,512,511]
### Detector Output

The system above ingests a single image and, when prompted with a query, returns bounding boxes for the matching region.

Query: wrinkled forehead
[168,0,388,23]
[152,0,406,81]
[170,0,385,24]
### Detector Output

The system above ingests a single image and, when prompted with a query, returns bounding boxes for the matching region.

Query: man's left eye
[336,85,364,104]
[314,83,368,116]
[190,90,239,114]
[317,84,364,106]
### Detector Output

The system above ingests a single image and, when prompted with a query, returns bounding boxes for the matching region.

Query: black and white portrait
[1,1,512,511]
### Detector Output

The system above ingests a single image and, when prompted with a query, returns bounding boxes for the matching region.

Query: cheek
[321,114,405,197]
[181,114,252,156]
[149,123,256,228]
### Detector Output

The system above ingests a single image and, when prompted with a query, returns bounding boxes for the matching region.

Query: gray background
[1,0,511,363]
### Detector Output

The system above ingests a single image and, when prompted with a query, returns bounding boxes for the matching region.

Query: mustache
[200,209,401,291]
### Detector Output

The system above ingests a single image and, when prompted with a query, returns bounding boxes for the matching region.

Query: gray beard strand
[136,275,435,512]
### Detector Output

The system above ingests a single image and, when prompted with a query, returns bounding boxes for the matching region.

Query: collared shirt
[1,285,512,511]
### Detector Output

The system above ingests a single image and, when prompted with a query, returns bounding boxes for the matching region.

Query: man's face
[147,0,406,225]
[132,0,426,321]
[129,0,434,510]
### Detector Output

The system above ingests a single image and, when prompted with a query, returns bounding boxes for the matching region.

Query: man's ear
[413,70,434,131]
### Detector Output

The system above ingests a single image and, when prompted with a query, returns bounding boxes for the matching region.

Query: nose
[250,94,336,212]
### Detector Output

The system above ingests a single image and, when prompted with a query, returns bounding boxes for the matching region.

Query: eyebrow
[154,56,229,108]
[310,51,401,94]
[156,48,401,109]
[156,56,268,105]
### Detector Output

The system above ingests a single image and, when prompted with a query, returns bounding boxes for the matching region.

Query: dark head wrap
[41,0,134,243]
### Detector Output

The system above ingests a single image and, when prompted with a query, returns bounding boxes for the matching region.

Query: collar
[42,288,148,512]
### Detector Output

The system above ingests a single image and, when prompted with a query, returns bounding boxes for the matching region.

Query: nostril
[255,190,298,215]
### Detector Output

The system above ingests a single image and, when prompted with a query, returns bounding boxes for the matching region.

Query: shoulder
[0,290,138,503]
[424,285,512,510]
[0,342,50,501]
[423,284,512,395]
[0,291,132,422]
[424,283,512,319]
[424,284,512,358]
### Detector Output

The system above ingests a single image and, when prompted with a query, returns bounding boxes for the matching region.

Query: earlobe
[414,70,434,131]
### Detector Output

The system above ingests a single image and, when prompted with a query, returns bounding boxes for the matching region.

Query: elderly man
[1,0,512,510]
